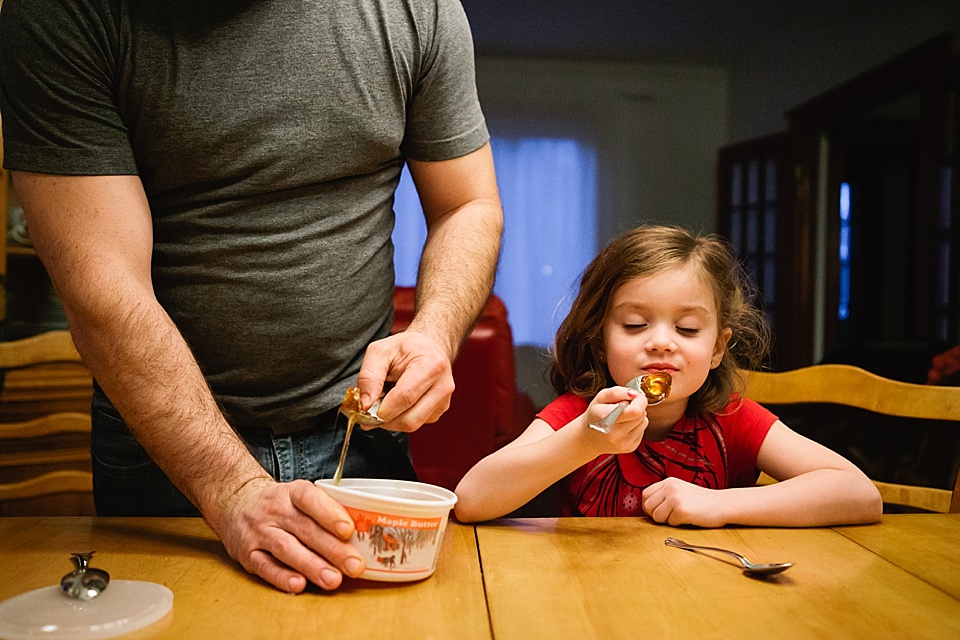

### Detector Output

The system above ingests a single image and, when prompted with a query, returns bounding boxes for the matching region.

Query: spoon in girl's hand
[589,371,672,433]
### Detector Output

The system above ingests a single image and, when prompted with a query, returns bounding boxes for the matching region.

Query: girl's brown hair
[548,225,770,414]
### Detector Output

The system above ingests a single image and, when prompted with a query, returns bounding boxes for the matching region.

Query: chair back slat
[744,365,960,420]
[0,331,94,515]
[0,330,82,369]
[743,364,960,513]
[0,469,93,501]
[0,412,91,439]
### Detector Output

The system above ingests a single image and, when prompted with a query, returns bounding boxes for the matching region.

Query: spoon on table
[332,388,384,485]
[664,537,793,577]
[61,551,110,600]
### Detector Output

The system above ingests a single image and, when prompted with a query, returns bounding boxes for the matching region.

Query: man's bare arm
[13,172,363,592]
[409,141,503,359]
[356,142,503,426]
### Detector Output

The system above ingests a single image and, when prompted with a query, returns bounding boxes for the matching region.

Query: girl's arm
[454,387,647,522]
[742,420,883,525]
[642,421,883,527]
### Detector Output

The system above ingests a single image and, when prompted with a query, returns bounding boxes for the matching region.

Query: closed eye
[677,327,701,335]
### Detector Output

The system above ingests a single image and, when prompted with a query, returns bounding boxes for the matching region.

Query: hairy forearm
[412,197,502,360]
[15,173,270,523]
[61,271,269,520]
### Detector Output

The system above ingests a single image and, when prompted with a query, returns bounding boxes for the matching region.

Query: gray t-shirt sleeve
[400,0,489,162]
[0,0,138,174]
[1,0,488,174]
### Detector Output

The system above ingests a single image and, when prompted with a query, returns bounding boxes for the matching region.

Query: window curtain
[392,136,597,348]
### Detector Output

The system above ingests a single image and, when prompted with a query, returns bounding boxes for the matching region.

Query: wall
[474,58,728,407]
[728,2,960,143]
[476,57,728,243]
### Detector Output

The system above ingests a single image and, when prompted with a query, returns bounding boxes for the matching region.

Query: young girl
[455,225,882,526]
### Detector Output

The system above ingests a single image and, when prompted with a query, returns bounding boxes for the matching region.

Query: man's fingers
[290,480,366,583]
[293,480,355,535]
[255,528,352,591]
[242,547,311,593]
[354,331,455,431]
[356,338,396,408]
[223,481,367,592]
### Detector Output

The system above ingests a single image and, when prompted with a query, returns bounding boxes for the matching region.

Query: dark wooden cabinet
[718,35,960,382]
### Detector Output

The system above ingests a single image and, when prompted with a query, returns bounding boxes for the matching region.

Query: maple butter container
[316,478,457,582]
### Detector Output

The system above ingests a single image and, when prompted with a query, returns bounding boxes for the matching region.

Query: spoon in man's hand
[332,388,384,485]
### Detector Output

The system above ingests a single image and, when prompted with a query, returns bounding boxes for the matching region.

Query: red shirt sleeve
[720,397,779,487]
[537,392,589,431]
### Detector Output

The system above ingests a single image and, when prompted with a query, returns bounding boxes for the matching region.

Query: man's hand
[210,478,367,593]
[354,330,455,433]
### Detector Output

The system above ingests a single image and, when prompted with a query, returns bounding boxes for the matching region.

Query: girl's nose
[644,324,676,351]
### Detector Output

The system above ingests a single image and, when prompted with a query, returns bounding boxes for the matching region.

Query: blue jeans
[90,390,417,517]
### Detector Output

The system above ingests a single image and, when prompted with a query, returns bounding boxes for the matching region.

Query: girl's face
[601,263,731,412]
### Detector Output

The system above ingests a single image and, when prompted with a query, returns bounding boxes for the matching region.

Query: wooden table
[834,513,960,600]
[476,515,960,640]
[1,515,958,639]
[0,517,489,640]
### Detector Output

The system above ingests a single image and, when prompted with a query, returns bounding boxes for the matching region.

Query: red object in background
[392,287,535,491]
[928,345,960,386]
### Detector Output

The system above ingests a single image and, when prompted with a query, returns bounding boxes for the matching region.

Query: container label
[344,506,446,578]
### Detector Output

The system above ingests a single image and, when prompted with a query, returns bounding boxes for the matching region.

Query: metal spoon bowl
[589,372,672,433]
[338,391,384,427]
[61,552,110,600]
[332,392,384,484]
[664,537,793,577]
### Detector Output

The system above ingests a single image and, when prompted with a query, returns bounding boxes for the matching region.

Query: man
[0,0,502,593]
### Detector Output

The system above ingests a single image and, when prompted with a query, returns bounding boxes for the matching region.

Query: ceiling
[459,0,954,65]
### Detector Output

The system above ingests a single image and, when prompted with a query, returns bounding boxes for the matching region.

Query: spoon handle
[588,399,629,434]
[588,376,643,434]
[665,537,750,567]
[71,552,93,571]
[331,419,355,485]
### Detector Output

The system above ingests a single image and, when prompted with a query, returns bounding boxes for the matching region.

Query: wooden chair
[743,364,960,513]
[0,330,95,515]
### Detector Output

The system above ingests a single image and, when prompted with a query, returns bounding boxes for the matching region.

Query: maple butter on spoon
[639,371,672,405]
[338,386,384,427]
[331,387,385,485]
[588,371,672,433]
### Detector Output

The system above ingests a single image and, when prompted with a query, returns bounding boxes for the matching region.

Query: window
[934,165,954,341]
[726,156,777,323]
[838,182,851,321]
[392,136,597,347]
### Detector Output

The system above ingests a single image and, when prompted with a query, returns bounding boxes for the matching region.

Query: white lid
[0,580,173,640]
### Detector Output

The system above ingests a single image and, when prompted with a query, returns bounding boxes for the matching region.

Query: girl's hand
[583,386,648,454]
[641,477,726,528]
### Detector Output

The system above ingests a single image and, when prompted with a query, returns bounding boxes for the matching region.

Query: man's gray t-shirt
[0,0,489,426]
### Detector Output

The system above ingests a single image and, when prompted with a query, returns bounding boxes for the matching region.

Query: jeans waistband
[254,406,342,435]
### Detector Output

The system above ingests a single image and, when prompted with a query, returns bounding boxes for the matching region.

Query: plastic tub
[315,478,458,582]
